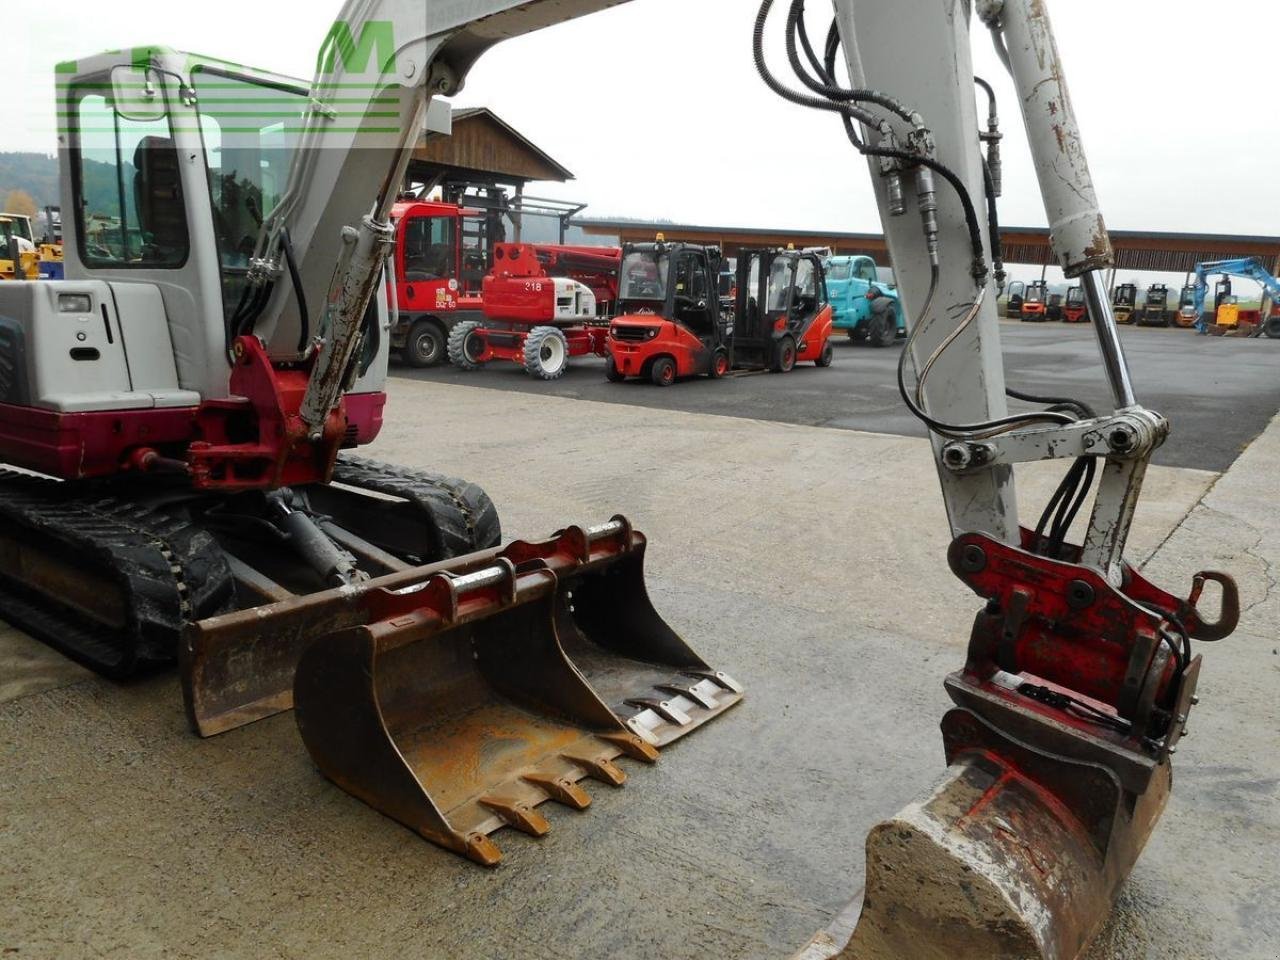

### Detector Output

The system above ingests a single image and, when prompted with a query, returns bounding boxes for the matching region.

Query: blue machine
[1190,258,1280,337]
[824,255,904,347]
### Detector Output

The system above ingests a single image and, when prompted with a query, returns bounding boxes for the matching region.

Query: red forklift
[1019,280,1049,320]
[732,246,834,371]
[606,239,732,385]
[1062,285,1089,323]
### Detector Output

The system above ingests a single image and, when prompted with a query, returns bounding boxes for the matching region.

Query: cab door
[401,212,459,315]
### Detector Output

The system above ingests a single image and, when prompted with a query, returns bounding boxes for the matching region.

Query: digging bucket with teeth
[185,518,742,861]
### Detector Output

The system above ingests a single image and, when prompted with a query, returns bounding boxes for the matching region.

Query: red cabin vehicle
[733,247,835,371]
[607,241,732,385]
[387,200,489,367]
[446,242,622,379]
[1062,284,1089,323]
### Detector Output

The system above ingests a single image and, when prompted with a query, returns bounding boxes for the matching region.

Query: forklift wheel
[650,357,677,387]
[709,349,730,379]
[1266,317,1280,340]
[815,341,834,367]
[605,359,626,382]
[772,336,797,373]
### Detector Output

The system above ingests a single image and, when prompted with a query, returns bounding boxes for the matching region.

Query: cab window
[72,88,189,268]
[403,216,455,281]
[195,69,306,320]
[855,259,876,282]
[768,257,795,311]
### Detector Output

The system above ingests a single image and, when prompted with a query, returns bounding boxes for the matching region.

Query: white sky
[8,0,1279,292]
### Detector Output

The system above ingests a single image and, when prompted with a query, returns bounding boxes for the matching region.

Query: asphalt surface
[395,321,1280,472]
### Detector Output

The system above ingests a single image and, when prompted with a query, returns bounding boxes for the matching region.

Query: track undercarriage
[0,455,501,680]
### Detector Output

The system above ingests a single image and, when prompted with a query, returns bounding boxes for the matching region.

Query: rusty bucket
[183,518,742,742]
[188,519,741,862]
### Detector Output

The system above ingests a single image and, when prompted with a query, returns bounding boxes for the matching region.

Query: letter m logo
[319,20,395,75]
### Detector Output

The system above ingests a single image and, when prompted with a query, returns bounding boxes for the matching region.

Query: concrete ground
[397,320,1280,472]
[2,372,1277,959]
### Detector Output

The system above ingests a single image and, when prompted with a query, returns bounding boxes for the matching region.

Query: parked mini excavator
[1189,257,1280,337]
[0,2,1242,959]
[0,1,739,842]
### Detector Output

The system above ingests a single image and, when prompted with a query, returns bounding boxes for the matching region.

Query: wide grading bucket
[184,518,742,741]
[187,518,742,862]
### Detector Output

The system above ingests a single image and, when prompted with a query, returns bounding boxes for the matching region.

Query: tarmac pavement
[1,376,1275,960]
[396,320,1280,472]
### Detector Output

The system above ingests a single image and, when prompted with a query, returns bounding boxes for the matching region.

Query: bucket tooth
[479,797,552,837]
[625,697,694,728]
[561,751,628,787]
[522,773,593,810]
[464,833,504,868]
[684,668,745,695]
[599,730,661,763]
[656,681,721,710]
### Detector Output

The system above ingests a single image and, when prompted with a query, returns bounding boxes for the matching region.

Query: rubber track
[0,471,235,678]
[331,455,501,559]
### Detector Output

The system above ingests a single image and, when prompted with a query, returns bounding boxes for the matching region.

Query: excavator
[1188,257,1280,337]
[0,2,1240,959]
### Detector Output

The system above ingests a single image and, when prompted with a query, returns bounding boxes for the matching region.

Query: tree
[3,189,38,217]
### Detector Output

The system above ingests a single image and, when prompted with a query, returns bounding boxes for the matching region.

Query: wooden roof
[413,107,574,186]
[577,219,1280,274]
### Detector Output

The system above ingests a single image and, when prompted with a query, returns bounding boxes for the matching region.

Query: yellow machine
[0,211,63,280]
[0,216,39,280]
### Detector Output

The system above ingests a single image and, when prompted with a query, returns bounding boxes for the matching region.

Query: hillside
[1,152,138,222]
[0,153,59,212]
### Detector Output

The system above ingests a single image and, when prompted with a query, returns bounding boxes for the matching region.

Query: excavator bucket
[185,519,742,861]
[794,532,1237,960]
[185,517,741,740]
[795,706,1171,960]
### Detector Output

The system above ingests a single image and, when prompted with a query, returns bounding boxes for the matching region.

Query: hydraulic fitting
[915,167,940,266]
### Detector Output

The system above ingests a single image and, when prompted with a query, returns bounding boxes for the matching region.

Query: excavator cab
[732,247,835,371]
[607,240,734,384]
[1112,282,1138,323]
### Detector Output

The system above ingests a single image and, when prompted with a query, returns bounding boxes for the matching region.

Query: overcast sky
[9,0,1279,290]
